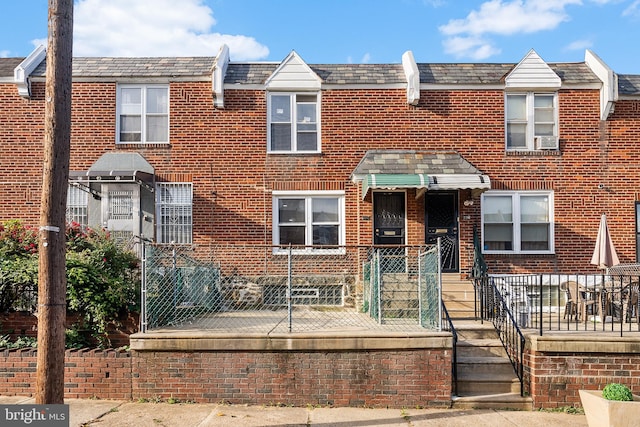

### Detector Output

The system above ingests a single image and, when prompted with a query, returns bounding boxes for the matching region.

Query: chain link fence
[141,244,442,333]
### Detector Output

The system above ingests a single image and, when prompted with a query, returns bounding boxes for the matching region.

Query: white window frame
[481,190,554,255]
[505,92,558,151]
[267,92,320,153]
[156,183,192,244]
[116,84,169,144]
[272,190,345,254]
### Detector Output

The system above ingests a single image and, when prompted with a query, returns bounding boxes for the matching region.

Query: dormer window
[268,92,319,153]
[506,92,558,151]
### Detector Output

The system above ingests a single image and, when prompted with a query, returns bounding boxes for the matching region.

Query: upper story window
[272,191,344,253]
[482,191,554,254]
[117,85,169,144]
[156,183,192,244]
[506,93,558,151]
[268,93,319,153]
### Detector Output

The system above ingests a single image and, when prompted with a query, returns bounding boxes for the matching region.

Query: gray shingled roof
[1,56,637,94]
[30,57,217,78]
[0,57,24,79]
[619,75,640,96]
[352,150,486,176]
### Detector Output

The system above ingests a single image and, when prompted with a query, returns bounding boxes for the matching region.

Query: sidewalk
[0,396,587,426]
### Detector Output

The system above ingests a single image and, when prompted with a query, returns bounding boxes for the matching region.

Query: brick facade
[1,52,639,275]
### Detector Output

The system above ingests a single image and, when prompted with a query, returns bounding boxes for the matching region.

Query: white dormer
[505,49,561,90]
[585,49,618,120]
[212,44,230,109]
[14,45,46,98]
[265,51,321,91]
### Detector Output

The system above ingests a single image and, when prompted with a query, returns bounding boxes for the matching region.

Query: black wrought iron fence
[481,272,640,336]
[0,269,37,313]
[141,244,441,333]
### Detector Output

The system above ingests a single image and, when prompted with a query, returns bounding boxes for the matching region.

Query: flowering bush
[0,220,140,347]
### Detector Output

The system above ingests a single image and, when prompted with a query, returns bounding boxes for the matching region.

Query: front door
[373,192,406,273]
[426,192,459,273]
[101,184,140,249]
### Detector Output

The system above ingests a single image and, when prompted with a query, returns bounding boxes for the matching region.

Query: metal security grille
[156,183,192,244]
[66,184,88,226]
[141,244,441,333]
[109,190,134,220]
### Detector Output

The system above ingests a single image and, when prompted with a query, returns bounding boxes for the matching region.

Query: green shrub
[0,334,37,349]
[0,220,140,348]
[602,383,633,401]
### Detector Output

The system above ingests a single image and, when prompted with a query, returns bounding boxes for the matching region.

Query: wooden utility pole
[36,0,73,404]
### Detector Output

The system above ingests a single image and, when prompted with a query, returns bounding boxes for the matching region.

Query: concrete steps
[442,274,476,319]
[449,319,532,411]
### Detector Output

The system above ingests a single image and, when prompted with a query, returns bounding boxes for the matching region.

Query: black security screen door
[426,192,459,273]
[373,192,406,273]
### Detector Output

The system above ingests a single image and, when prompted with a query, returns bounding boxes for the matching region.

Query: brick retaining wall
[0,335,453,408]
[131,349,451,407]
[3,334,640,409]
[0,348,131,399]
[526,335,640,409]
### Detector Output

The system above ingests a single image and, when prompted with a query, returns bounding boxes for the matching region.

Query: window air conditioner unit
[535,135,558,150]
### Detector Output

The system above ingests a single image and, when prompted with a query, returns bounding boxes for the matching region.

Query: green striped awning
[362,174,429,197]
[361,173,490,199]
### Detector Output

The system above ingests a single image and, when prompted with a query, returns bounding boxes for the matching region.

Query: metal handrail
[441,301,458,396]
[485,278,526,396]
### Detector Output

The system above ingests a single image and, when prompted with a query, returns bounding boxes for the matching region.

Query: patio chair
[563,281,598,322]
[561,281,577,320]
[625,282,639,323]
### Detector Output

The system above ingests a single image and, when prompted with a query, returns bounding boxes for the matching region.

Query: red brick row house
[1,45,639,277]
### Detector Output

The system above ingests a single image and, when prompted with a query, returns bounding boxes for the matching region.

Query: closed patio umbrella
[590,213,620,269]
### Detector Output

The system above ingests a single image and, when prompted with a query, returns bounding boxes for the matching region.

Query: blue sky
[1,0,639,73]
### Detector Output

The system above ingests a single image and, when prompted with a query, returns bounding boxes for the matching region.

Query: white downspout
[402,50,420,106]
[212,44,230,109]
[585,49,618,120]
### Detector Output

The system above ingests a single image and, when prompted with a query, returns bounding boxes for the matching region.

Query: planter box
[579,390,640,427]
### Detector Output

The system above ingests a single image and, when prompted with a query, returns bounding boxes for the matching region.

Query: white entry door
[102,184,140,248]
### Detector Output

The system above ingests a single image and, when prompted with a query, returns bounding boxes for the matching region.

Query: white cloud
[72,0,269,59]
[31,38,47,50]
[442,36,501,60]
[564,39,593,51]
[623,0,640,17]
[361,53,372,63]
[440,0,581,36]
[439,0,582,59]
